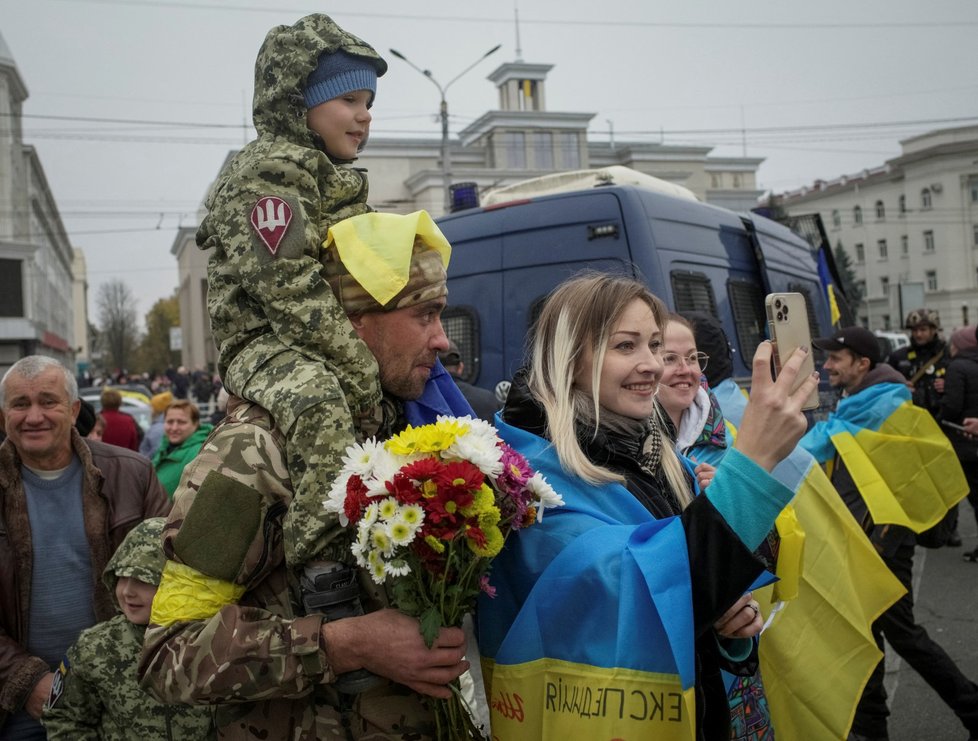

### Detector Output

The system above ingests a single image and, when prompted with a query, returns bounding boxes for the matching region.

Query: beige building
[0,32,81,374]
[175,57,765,370]
[777,125,978,332]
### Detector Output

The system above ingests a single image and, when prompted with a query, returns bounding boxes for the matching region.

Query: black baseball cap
[812,326,880,364]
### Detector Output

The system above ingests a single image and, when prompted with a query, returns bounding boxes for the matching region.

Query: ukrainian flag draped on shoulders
[714,379,904,741]
[800,381,967,531]
[478,416,697,741]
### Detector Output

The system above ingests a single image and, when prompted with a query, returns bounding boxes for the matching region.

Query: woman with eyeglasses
[478,273,819,740]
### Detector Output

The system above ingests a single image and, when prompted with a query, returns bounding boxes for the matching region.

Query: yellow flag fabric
[482,657,696,741]
[150,560,246,626]
[802,382,968,532]
[715,379,905,740]
[754,462,904,740]
[324,210,451,306]
[771,504,804,602]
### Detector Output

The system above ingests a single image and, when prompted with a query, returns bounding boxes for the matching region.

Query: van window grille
[670,272,717,315]
[727,280,766,362]
[442,306,480,384]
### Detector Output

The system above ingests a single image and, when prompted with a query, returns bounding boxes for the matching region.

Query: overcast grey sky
[4,0,978,327]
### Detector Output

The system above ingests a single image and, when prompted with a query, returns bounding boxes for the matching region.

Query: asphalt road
[885,503,978,741]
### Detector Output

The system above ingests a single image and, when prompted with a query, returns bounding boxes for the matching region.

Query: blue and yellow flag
[714,380,904,740]
[479,418,697,740]
[800,382,968,531]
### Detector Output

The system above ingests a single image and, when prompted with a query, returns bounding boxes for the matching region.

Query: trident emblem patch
[250,196,293,256]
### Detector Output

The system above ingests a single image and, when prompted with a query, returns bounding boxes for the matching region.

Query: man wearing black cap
[438,341,501,422]
[810,326,978,741]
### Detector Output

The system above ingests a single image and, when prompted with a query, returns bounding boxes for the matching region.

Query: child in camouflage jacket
[42,518,214,740]
[197,13,388,568]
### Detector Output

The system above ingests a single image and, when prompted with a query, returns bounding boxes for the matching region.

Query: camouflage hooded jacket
[198,13,385,414]
[138,398,436,740]
[43,518,215,740]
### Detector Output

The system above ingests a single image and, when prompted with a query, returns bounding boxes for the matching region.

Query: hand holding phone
[765,292,820,411]
[942,420,968,432]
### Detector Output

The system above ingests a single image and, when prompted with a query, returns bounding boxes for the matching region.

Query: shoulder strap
[908,347,945,386]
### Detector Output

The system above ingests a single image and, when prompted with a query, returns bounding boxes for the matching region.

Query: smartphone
[765,292,819,410]
[942,420,968,433]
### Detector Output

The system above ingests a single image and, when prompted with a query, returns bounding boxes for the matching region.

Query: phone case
[765,292,819,410]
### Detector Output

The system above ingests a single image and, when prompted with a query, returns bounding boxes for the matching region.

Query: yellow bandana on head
[325,211,451,307]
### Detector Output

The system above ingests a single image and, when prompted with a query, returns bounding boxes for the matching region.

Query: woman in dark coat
[940,325,978,562]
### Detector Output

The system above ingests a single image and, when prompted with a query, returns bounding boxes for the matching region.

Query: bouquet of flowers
[324,415,563,740]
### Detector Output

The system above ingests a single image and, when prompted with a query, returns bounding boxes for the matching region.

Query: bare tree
[96,279,140,373]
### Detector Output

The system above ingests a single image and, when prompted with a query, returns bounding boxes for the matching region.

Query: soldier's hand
[27,671,54,719]
[934,377,945,394]
[734,342,818,472]
[323,609,468,698]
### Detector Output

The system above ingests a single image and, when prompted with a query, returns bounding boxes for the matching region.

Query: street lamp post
[389,44,501,212]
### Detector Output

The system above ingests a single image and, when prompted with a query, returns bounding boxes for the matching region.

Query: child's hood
[252,13,387,147]
[103,517,167,602]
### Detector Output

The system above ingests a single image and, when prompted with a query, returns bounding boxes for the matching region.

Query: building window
[855,243,865,263]
[857,280,866,297]
[853,205,863,225]
[0,259,24,317]
[501,132,526,169]
[875,200,885,220]
[973,224,978,247]
[926,270,938,291]
[557,132,580,169]
[971,180,978,203]
[531,131,554,170]
[831,209,841,228]
[901,235,909,256]
[898,194,906,214]
[924,230,935,253]
[882,314,891,330]
[732,174,742,188]
[921,188,932,209]
[877,239,888,260]
[711,174,720,189]
[880,276,889,296]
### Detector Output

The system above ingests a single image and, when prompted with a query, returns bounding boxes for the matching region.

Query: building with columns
[0,32,81,374]
[174,56,766,370]
[777,125,978,333]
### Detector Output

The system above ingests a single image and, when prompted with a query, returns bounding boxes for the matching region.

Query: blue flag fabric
[403,359,476,426]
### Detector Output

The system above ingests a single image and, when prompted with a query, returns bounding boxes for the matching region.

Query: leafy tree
[136,295,180,373]
[95,279,140,373]
[834,240,863,313]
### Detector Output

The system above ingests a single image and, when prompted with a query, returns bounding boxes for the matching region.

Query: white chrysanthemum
[378,497,399,521]
[385,559,412,578]
[361,502,379,527]
[341,438,388,478]
[446,427,503,477]
[352,521,372,567]
[388,518,416,546]
[399,503,424,528]
[527,472,564,520]
[369,523,393,556]
[367,550,387,584]
[323,472,351,519]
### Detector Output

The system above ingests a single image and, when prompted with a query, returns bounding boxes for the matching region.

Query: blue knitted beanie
[304,50,379,109]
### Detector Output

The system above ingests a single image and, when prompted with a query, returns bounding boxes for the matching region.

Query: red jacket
[100,408,140,451]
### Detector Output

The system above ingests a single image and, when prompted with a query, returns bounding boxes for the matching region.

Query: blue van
[436,172,835,402]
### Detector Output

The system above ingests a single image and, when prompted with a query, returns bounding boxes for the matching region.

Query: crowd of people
[2,11,977,741]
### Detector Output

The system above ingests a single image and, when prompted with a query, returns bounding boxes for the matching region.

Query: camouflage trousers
[226,342,359,567]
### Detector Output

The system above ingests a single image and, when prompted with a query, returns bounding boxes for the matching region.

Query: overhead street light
[389,44,502,212]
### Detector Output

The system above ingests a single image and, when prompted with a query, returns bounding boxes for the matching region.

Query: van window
[671,271,717,315]
[727,279,766,364]
[442,305,480,384]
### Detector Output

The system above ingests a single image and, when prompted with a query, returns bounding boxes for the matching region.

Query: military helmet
[904,307,940,329]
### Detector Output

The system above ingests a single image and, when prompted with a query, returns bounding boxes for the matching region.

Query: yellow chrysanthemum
[386,421,461,456]
[460,483,497,518]
[468,524,504,557]
[424,534,446,554]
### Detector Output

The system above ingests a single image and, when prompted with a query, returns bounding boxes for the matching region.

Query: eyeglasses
[661,351,709,371]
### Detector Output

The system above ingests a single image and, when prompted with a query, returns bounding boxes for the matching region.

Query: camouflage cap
[323,211,451,314]
[104,517,167,595]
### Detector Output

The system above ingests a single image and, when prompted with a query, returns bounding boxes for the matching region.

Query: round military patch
[250,196,293,256]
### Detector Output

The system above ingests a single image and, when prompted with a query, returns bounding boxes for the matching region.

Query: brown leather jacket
[0,430,170,730]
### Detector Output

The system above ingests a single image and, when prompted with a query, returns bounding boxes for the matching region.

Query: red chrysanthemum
[343,475,369,523]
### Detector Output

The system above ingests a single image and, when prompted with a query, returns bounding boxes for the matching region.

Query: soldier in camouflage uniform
[139,214,477,740]
[198,13,387,569]
[42,518,214,740]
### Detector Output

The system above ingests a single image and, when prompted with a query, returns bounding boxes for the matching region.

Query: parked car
[79,386,153,432]
[874,330,910,359]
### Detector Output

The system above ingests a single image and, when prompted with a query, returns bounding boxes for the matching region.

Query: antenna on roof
[514,3,523,62]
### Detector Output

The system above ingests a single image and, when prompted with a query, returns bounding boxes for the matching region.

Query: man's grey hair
[0,356,79,407]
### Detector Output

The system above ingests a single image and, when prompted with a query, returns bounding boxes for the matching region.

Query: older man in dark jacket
[0,356,170,739]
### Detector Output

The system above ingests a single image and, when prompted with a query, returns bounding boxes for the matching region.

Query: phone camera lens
[777,310,784,321]
[774,299,783,309]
